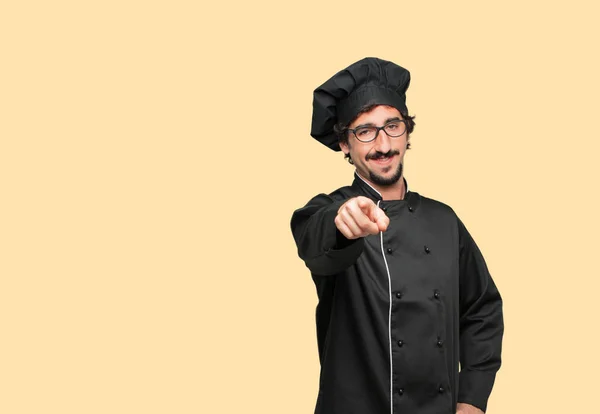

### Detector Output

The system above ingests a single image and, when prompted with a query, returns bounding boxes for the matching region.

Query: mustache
[367,150,399,160]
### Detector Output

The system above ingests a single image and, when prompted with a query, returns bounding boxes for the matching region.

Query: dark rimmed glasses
[346,120,407,143]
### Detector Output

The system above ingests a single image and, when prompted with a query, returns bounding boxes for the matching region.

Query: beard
[368,159,403,186]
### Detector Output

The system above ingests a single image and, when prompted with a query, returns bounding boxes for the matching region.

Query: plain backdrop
[2,1,599,413]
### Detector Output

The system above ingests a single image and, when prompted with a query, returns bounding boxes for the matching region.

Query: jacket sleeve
[456,216,504,413]
[290,193,365,276]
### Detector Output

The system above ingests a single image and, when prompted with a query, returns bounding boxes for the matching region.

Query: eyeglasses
[346,120,407,143]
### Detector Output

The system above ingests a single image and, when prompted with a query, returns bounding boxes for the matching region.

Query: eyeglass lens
[354,121,406,142]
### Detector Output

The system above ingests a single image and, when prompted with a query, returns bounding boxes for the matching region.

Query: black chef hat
[310,57,411,152]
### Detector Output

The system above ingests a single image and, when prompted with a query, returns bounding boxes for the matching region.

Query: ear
[339,140,349,155]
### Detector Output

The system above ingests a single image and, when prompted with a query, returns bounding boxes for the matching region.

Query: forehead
[349,105,403,128]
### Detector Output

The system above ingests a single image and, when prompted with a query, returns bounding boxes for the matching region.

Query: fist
[334,196,390,239]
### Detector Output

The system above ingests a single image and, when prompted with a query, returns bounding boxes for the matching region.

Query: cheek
[396,140,408,153]
[354,148,370,161]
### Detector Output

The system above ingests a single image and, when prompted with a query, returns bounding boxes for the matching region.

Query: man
[290,57,504,414]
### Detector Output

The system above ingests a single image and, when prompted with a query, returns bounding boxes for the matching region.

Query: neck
[356,171,407,201]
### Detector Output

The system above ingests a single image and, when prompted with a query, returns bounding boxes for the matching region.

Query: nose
[373,128,392,154]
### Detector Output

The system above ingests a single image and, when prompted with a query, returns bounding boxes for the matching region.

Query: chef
[290,57,504,414]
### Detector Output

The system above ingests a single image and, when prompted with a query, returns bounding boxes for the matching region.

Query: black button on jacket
[290,172,504,414]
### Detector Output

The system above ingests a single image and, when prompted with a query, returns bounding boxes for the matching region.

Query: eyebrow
[353,117,402,129]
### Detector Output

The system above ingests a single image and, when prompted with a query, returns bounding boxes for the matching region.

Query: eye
[386,122,400,130]
[356,128,370,136]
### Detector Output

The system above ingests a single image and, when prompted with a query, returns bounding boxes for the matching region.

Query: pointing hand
[334,196,389,240]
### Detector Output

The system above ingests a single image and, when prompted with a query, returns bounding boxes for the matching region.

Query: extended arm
[290,193,365,275]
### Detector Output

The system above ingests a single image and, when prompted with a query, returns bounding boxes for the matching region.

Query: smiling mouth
[371,155,395,164]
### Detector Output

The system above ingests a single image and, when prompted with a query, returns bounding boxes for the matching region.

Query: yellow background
[2,1,599,413]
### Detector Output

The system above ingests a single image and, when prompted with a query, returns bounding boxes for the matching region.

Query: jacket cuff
[305,223,365,275]
[457,369,498,413]
[291,196,366,276]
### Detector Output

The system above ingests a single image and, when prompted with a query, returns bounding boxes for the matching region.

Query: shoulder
[413,192,464,236]
[417,193,478,244]
[416,192,458,218]
[327,184,357,202]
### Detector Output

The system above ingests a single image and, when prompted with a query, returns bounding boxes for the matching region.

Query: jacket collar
[351,171,421,212]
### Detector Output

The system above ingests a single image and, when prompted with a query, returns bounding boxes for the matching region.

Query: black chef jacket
[290,171,504,414]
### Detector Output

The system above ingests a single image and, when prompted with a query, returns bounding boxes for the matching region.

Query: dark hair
[333,104,416,164]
